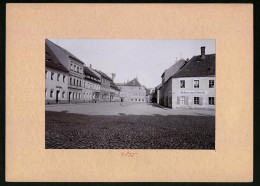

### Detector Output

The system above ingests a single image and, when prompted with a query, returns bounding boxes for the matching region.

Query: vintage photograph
[45,39,215,149]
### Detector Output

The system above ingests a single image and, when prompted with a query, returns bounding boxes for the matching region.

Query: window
[209,80,214,88]
[63,76,66,82]
[50,90,54,97]
[62,92,65,98]
[194,97,199,105]
[74,65,76,71]
[194,80,199,88]
[135,99,137,101]
[70,64,73,70]
[209,97,215,105]
[57,74,60,81]
[79,93,81,99]
[74,79,76,85]
[139,99,141,102]
[51,72,54,80]
[131,99,133,101]
[45,71,47,79]
[45,89,47,98]
[77,66,79,72]
[180,80,185,88]
[70,77,72,85]
[180,96,185,104]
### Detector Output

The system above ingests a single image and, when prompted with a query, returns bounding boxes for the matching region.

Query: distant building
[116,78,146,103]
[46,39,85,104]
[159,46,215,109]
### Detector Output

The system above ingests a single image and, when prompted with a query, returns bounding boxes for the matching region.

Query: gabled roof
[125,78,142,86]
[110,81,120,91]
[94,69,112,81]
[83,66,100,80]
[162,59,186,82]
[172,54,215,78]
[45,44,69,72]
[45,39,85,66]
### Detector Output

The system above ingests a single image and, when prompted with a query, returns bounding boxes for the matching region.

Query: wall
[171,77,216,109]
[45,67,69,104]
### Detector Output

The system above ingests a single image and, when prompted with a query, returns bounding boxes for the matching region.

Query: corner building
[170,47,215,109]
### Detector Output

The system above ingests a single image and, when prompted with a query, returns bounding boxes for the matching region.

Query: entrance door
[69,92,71,103]
[56,90,60,103]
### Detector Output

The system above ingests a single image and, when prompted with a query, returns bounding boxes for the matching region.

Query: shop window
[209,97,215,105]
[209,80,214,88]
[180,80,185,88]
[194,80,199,88]
[194,97,199,104]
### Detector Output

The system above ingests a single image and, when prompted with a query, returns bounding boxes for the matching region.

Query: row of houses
[150,46,215,109]
[45,39,121,104]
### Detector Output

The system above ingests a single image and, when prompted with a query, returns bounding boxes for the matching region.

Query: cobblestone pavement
[46,103,215,149]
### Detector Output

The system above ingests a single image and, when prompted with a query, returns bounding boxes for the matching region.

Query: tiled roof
[45,39,85,66]
[95,69,112,80]
[125,78,142,86]
[172,54,215,78]
[84,66,100,80]
[163,59,186,82]
[45,44,69,72]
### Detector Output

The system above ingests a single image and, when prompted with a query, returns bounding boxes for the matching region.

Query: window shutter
[177,96,180,104]
[199,97,203,105]
[185,96,189,105]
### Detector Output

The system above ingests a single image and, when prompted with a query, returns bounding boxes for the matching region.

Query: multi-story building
[95,70,112,102]
[110,81,121,102]
[83,66,101,102]
[116,78,146,103]
[46,39,85,104]
[159,46,215,109]
[160,58,187,107]
[45,42,69,104]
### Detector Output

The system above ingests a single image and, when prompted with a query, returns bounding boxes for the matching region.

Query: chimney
[111,73,116,81]
[201,46,205,59]
[90,64,92,69]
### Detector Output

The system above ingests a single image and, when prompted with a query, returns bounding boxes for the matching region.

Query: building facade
[159,46,215,109]
[46,39,85,104]
[45,43,69,104]
[116,78,146,103]
[83,66,101,102]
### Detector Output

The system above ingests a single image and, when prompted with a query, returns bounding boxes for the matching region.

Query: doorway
[69,92,71,103]
[56,90,60,104]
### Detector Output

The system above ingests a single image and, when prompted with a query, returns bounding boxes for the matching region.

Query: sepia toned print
[45,39,215,149]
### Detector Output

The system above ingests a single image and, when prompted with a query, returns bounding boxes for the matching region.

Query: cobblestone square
[46,102,215,149]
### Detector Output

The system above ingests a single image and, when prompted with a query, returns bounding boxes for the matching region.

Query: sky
[49,39,215,88]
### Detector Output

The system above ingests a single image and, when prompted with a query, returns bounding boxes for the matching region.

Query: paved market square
[46,102,215,149]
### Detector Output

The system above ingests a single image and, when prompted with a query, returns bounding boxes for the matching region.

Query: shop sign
[180,90,207,94]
